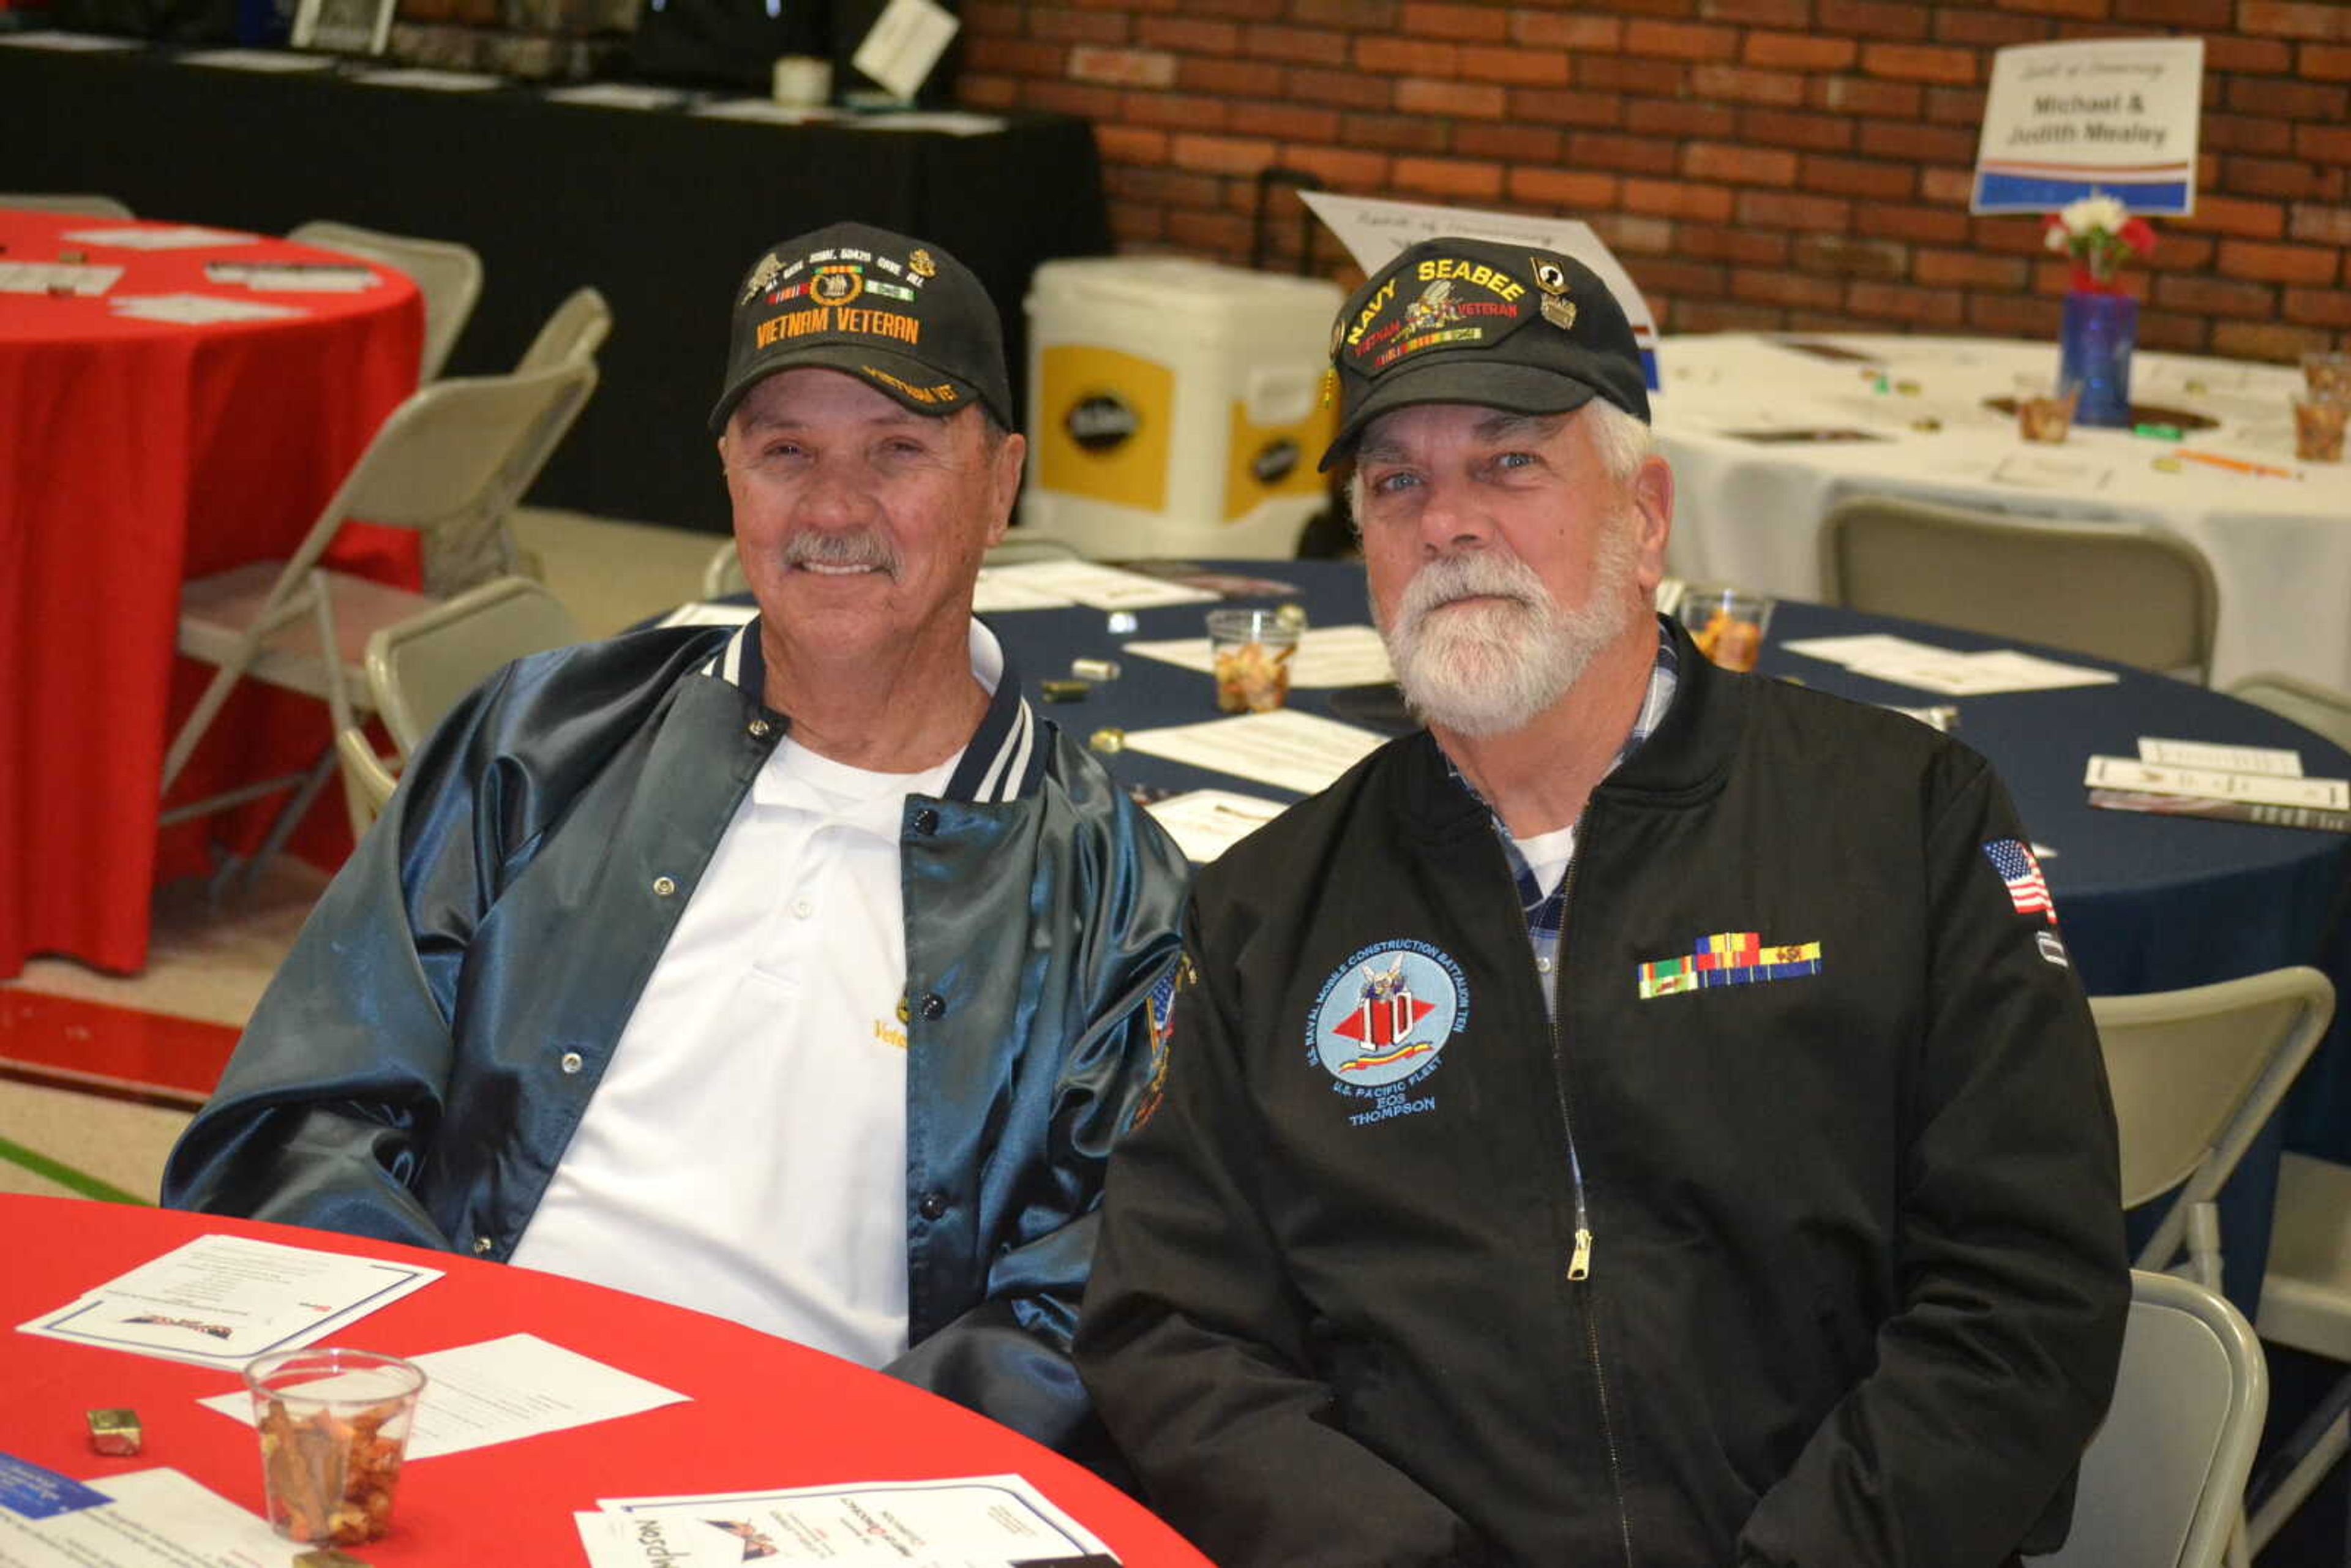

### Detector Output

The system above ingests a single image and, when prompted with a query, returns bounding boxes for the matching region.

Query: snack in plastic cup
[1677,585,1775,673]
[244,1348,425,1547]
[2293,395,2347,463]
[2013,372,2080,445]
[1206,608,1300,713]
[2302,351,2351,404]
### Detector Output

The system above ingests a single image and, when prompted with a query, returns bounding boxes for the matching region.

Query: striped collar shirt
[1447,617,1681,1013]
[701,615,1046,805]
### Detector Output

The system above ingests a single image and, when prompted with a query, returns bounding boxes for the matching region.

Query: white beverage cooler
[1019,256,1343,560]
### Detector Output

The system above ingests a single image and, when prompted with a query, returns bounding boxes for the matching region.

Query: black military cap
[709,221,1014,437]
[1319,235,1649,470]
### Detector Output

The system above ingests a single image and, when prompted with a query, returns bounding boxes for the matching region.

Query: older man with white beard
[166,222,1191,1466]
[1074,238,2128,1568]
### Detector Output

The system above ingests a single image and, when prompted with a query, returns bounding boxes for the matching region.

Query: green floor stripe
[0,1133,151,1206]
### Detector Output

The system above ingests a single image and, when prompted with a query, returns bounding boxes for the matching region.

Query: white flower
[2059,192,2129,239]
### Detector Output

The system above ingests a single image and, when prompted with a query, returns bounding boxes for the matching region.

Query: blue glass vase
[2060,290,2137,429]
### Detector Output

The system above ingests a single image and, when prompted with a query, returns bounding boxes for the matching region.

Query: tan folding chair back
[164,361,598,803]
[350,358,599,594]
[516,286,612,374]
[984,534,1085,566]
[289,219,484,381]
[1821,494,2219,681]
[2225,672,2351,755]
[2093,967,2335,1281]
[2247,1153,2351,1554]
[366,576,581,755]
[4,193,133,218]
[703,542,748,600]
[2031,1270,2267,1568]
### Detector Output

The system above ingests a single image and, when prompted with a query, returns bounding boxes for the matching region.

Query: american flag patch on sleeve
[1984,839,2056,925]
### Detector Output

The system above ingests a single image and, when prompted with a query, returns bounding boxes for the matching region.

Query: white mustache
[781,529,899,575]
[1397,550,1548,629]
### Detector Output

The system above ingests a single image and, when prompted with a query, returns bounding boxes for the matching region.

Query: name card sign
[1971,37,2202,216]
[850,0,959,104]
[1300,190,1661,392]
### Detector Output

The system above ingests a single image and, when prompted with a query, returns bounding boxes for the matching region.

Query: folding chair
[288,220,484,381]
[515,286,612,375]
[2246,1152,2351,1557]
[1820,494,2219,683]
[2030,1270,2267,1568]
[703,541,748,601]
[984,534,1084,566]
[160,360,598,872]
[334,576,581,833]
[2,193,133,218]
[2225,672,2351,756]
[463,287,616,590]
[2094,967,2336,1292]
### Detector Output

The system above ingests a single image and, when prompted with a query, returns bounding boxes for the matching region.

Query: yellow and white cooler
[1021,257,1343,560]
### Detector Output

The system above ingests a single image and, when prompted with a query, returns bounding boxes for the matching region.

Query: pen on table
[2175,449,2299,479]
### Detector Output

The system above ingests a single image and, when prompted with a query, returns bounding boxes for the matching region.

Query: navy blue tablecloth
[986,561,2351,1314]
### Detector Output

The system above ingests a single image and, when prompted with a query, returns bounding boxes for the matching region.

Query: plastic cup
[2014,372,2080,445]
[2293,396,2347,463]
[2302,351,2350,404]
[1205,607,1299,713]
[1678,584,1775,673]
[244,1348,426,1547]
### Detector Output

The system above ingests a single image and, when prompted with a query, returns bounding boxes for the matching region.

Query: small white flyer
[1126,624,1395,690]
[1123,709,1387,797]
[17,1232,441,1370]
[1144,789,1288,863]
[200,1332,688,1458]
[583,1474,1112,1567]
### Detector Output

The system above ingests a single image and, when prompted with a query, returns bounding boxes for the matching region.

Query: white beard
[1376,527,1638,738]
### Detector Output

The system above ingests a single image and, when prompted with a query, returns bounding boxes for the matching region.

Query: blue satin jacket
[162,617,1191,1455]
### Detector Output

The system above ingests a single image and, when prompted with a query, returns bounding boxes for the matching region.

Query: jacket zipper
[1545,841,1636,1568]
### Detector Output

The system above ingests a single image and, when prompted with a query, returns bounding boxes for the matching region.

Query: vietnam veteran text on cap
[710,221,1016,438]
[1319,236,1650,471]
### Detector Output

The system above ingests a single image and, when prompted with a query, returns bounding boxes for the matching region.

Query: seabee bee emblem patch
[1307,940,1468,1127]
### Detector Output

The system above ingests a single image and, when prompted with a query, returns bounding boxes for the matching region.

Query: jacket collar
[699,616,1045,805]
[1405,613,1741,835]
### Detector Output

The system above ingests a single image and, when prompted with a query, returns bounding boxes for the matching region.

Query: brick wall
[954,0,2350,362]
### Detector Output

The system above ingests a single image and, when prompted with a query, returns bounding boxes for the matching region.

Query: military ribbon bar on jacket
[1637,931,1823,1000]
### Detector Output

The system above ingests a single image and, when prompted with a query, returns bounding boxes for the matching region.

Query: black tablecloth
[1,40,1109,530]
[984,562,2351,1312]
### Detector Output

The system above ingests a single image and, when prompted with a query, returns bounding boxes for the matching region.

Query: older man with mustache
[1075,238,2128,1566]
[166,223,1190,1461]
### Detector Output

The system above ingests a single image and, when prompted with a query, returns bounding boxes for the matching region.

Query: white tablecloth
[1652,333,2350,692]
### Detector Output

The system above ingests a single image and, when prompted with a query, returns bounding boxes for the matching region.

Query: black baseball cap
[1319,236,1650,471]
[708,221,1015,438]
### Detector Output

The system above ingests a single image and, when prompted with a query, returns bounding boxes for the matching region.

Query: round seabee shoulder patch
[1307,940,1469,1111]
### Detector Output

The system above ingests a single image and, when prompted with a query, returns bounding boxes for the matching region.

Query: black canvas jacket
[1076,619,2128,1567]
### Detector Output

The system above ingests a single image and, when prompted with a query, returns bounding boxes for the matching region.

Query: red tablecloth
[0,209,424,978]
[0,1195,1215,1566]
